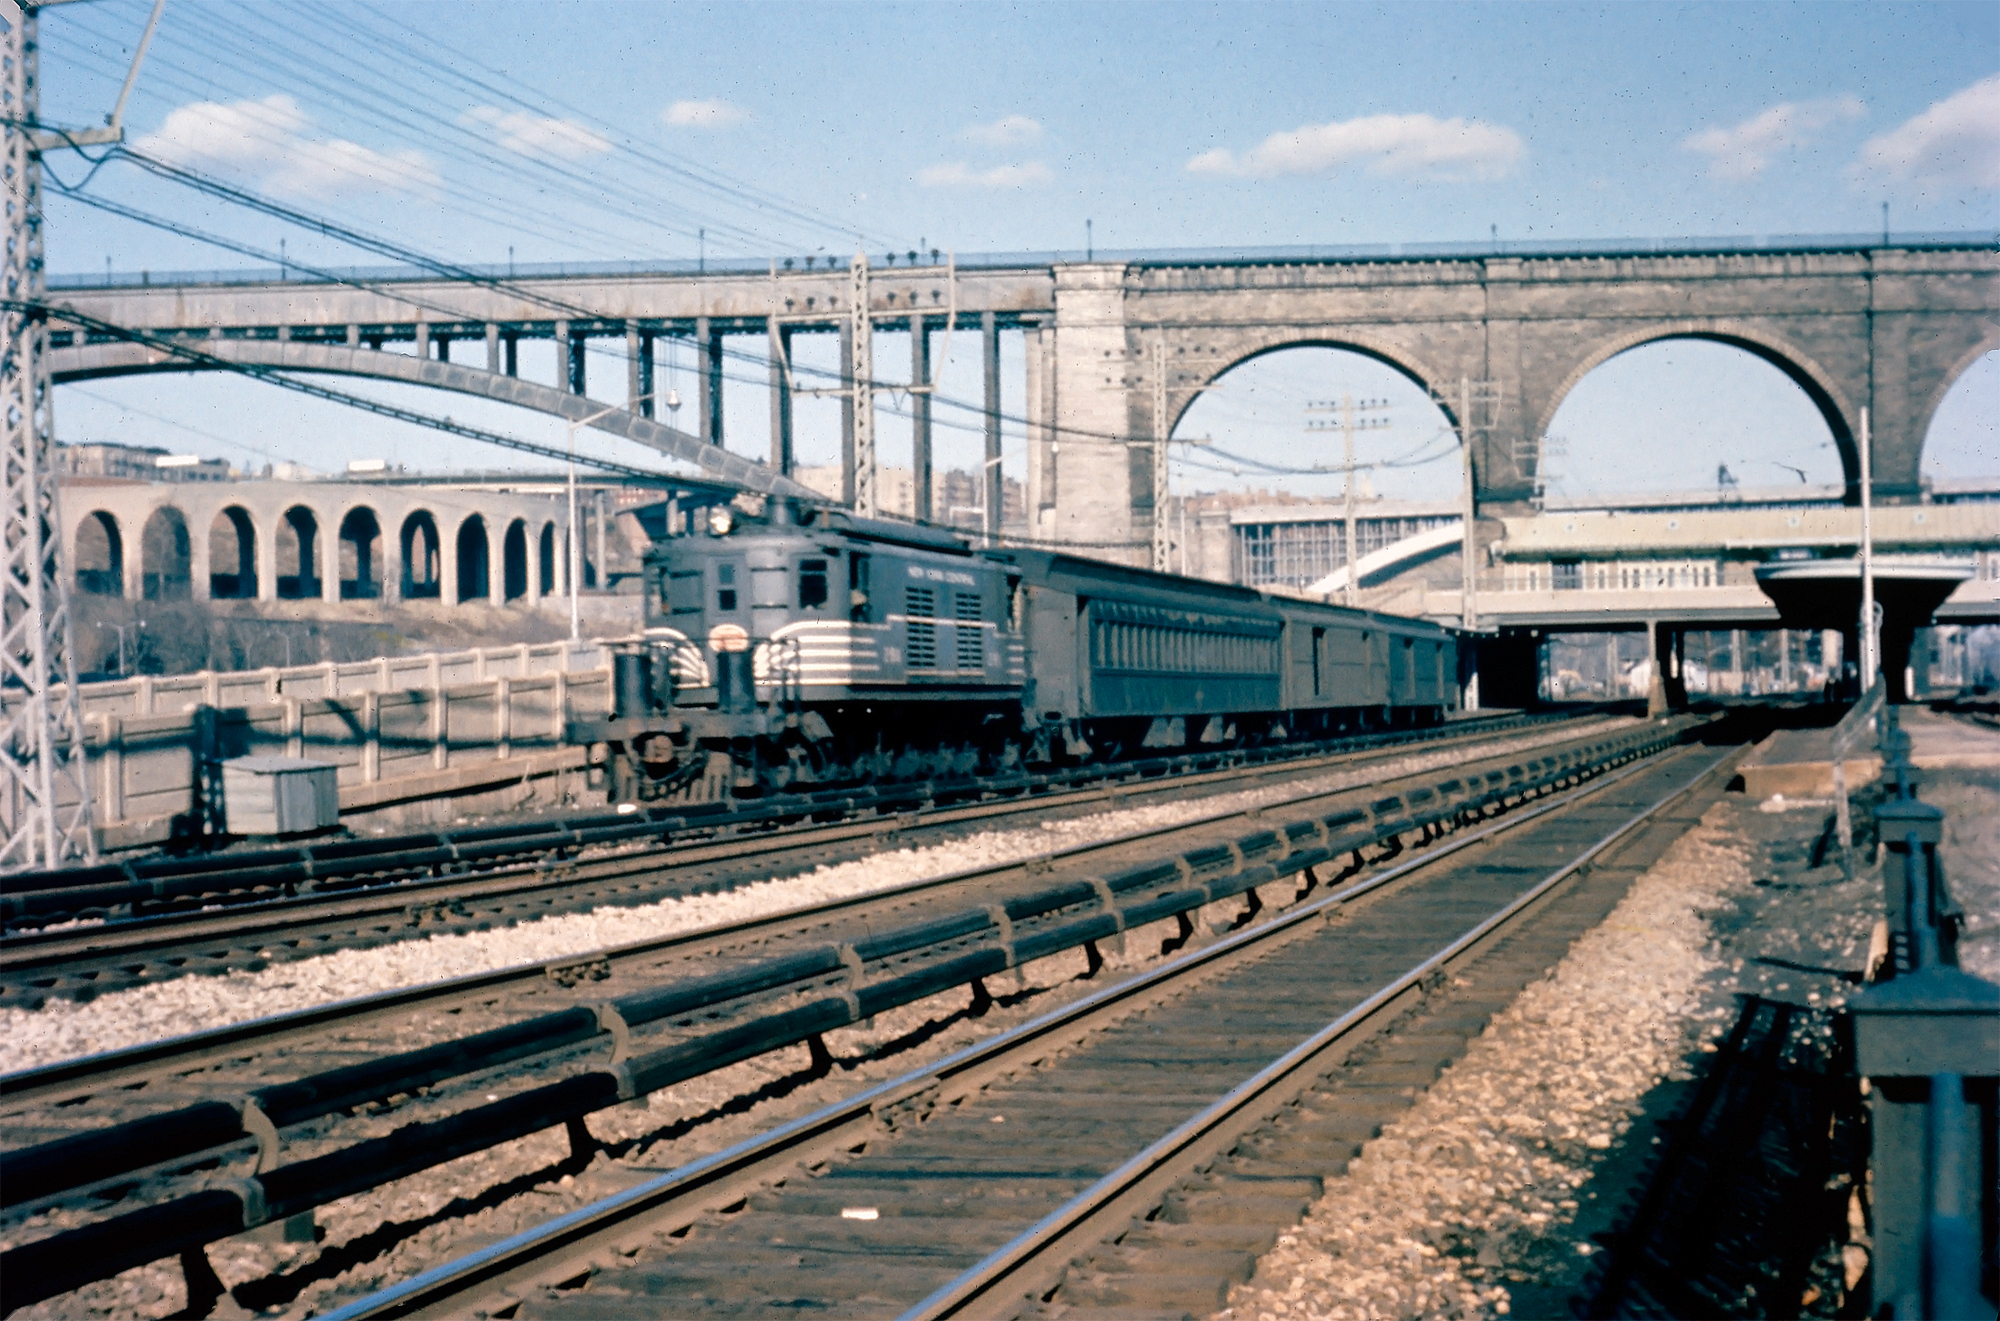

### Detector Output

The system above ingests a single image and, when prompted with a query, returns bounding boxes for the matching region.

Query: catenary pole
[1,1,98,869]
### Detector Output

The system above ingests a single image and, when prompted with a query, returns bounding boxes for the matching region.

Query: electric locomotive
[593,494,1458,798]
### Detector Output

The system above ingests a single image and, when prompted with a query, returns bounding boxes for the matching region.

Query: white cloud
[1851,75,2000,189]
[664,98,747,128]
[1682,95,1866,181]
[133,95,436,198]
[917,161,1053,189]
[461,106,610,161]
[960,114,1042,147]
[1187,112,1525,181]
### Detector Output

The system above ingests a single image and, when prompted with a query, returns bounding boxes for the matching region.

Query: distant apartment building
[58,441,233,483]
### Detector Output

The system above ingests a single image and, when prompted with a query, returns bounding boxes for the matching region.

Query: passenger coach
[616,496,1458,794]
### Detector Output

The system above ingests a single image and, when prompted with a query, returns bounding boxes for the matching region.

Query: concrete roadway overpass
[43,232,2000,567]
[1461,494,2000,629]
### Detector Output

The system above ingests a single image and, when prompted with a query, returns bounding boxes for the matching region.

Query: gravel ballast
[1217,803,1751,1321]
[2,721,1623,1076]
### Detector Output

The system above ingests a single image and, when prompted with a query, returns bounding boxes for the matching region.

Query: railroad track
[0,709,1591,1008]
[0,712,1630,1112]
[300,727,1737,1321]
[0,715,1715,1318]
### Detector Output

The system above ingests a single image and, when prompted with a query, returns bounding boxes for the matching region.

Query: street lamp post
[97,620,144,677]
[565,402,634,642]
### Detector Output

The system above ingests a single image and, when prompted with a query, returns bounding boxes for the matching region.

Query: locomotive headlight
[707,506,735,536]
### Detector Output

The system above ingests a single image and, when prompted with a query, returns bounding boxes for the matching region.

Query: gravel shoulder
[1215,766,2000,1321]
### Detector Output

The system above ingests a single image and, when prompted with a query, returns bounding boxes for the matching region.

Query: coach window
[799,558,829,609]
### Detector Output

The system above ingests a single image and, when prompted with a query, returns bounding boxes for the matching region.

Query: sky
[31,0,2000,501]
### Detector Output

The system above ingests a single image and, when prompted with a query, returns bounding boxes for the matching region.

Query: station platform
[1739,707,2000,799]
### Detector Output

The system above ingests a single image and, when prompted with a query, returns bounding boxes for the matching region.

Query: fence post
[100,713,124,825]
[1846,705,1997,1319]
[495,676,511,760]
[362,690,381,783]
[432,685,449,770]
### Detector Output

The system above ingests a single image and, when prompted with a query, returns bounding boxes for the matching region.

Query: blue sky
[33,0,2000,497]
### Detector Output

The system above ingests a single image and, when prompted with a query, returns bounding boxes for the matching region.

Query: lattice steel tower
[1,2,95,869]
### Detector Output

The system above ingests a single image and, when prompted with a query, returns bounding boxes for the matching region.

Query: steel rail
[0,714,1613,1109]
[4,711,1566,924]
[0,725,1685,1312]
[0,712,1568,960]
[310,732,1722,1321]
[903,743,1740,1320]
[2,722,1665,1219]
[0,712,1592,1012]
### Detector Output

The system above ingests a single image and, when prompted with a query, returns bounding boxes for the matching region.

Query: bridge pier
[696,317,723,446]
[769,323,794,476]
[485,322,500,374]
[909,316,930,519]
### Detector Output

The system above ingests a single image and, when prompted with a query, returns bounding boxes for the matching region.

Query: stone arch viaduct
[60,478,574,609]
[45,235,1998,567]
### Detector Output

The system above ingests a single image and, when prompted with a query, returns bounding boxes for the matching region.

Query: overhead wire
[325,0,886,252]
[24,301,715,485]
[164,2,782,252]
[47,5,709,258]
[39,4,1313,466]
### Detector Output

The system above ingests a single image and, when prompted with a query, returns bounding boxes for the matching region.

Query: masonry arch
[1170,342,1465,592]
[75,510,123,597]
[1542,337,1846,500]
[277,505,323,599]
[401,510,441,599]
[456,514,490,602]
[339,506,383,600]
[1538,326,1858,496]
[538,521,556,595]
[1171,331,1448,439]
[502,518,529,602]
[139,506,192,600]
[1919,343,2000,484]
[208,506,256,599]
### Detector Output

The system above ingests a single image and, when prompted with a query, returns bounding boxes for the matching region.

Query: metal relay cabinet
[220,756,339,836]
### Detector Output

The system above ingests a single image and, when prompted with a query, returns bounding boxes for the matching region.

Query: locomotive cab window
[848,552,872,623]
[716,561,740,614]
[799,559,829,609]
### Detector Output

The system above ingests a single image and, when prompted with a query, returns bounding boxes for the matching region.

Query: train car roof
[986,546,1455,637]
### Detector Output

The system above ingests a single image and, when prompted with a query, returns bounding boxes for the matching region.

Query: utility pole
[1432,377,1501,633]
[849,253,875,517]
[1860,405,1877,691]
[2,0,162,869]
[1305,394,1392,606]
[1151,333,1169,571]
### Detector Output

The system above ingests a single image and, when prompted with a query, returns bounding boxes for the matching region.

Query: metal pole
[911,314,931,522]
[983,310,1000,546]
[1459,377,1478,632]
[850,254,875,517]
[567,423,580,640]
[1,5,95,868]
[1151,332,1169,571]
[1342,392,1358,607]
[1860,406,1877,692]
